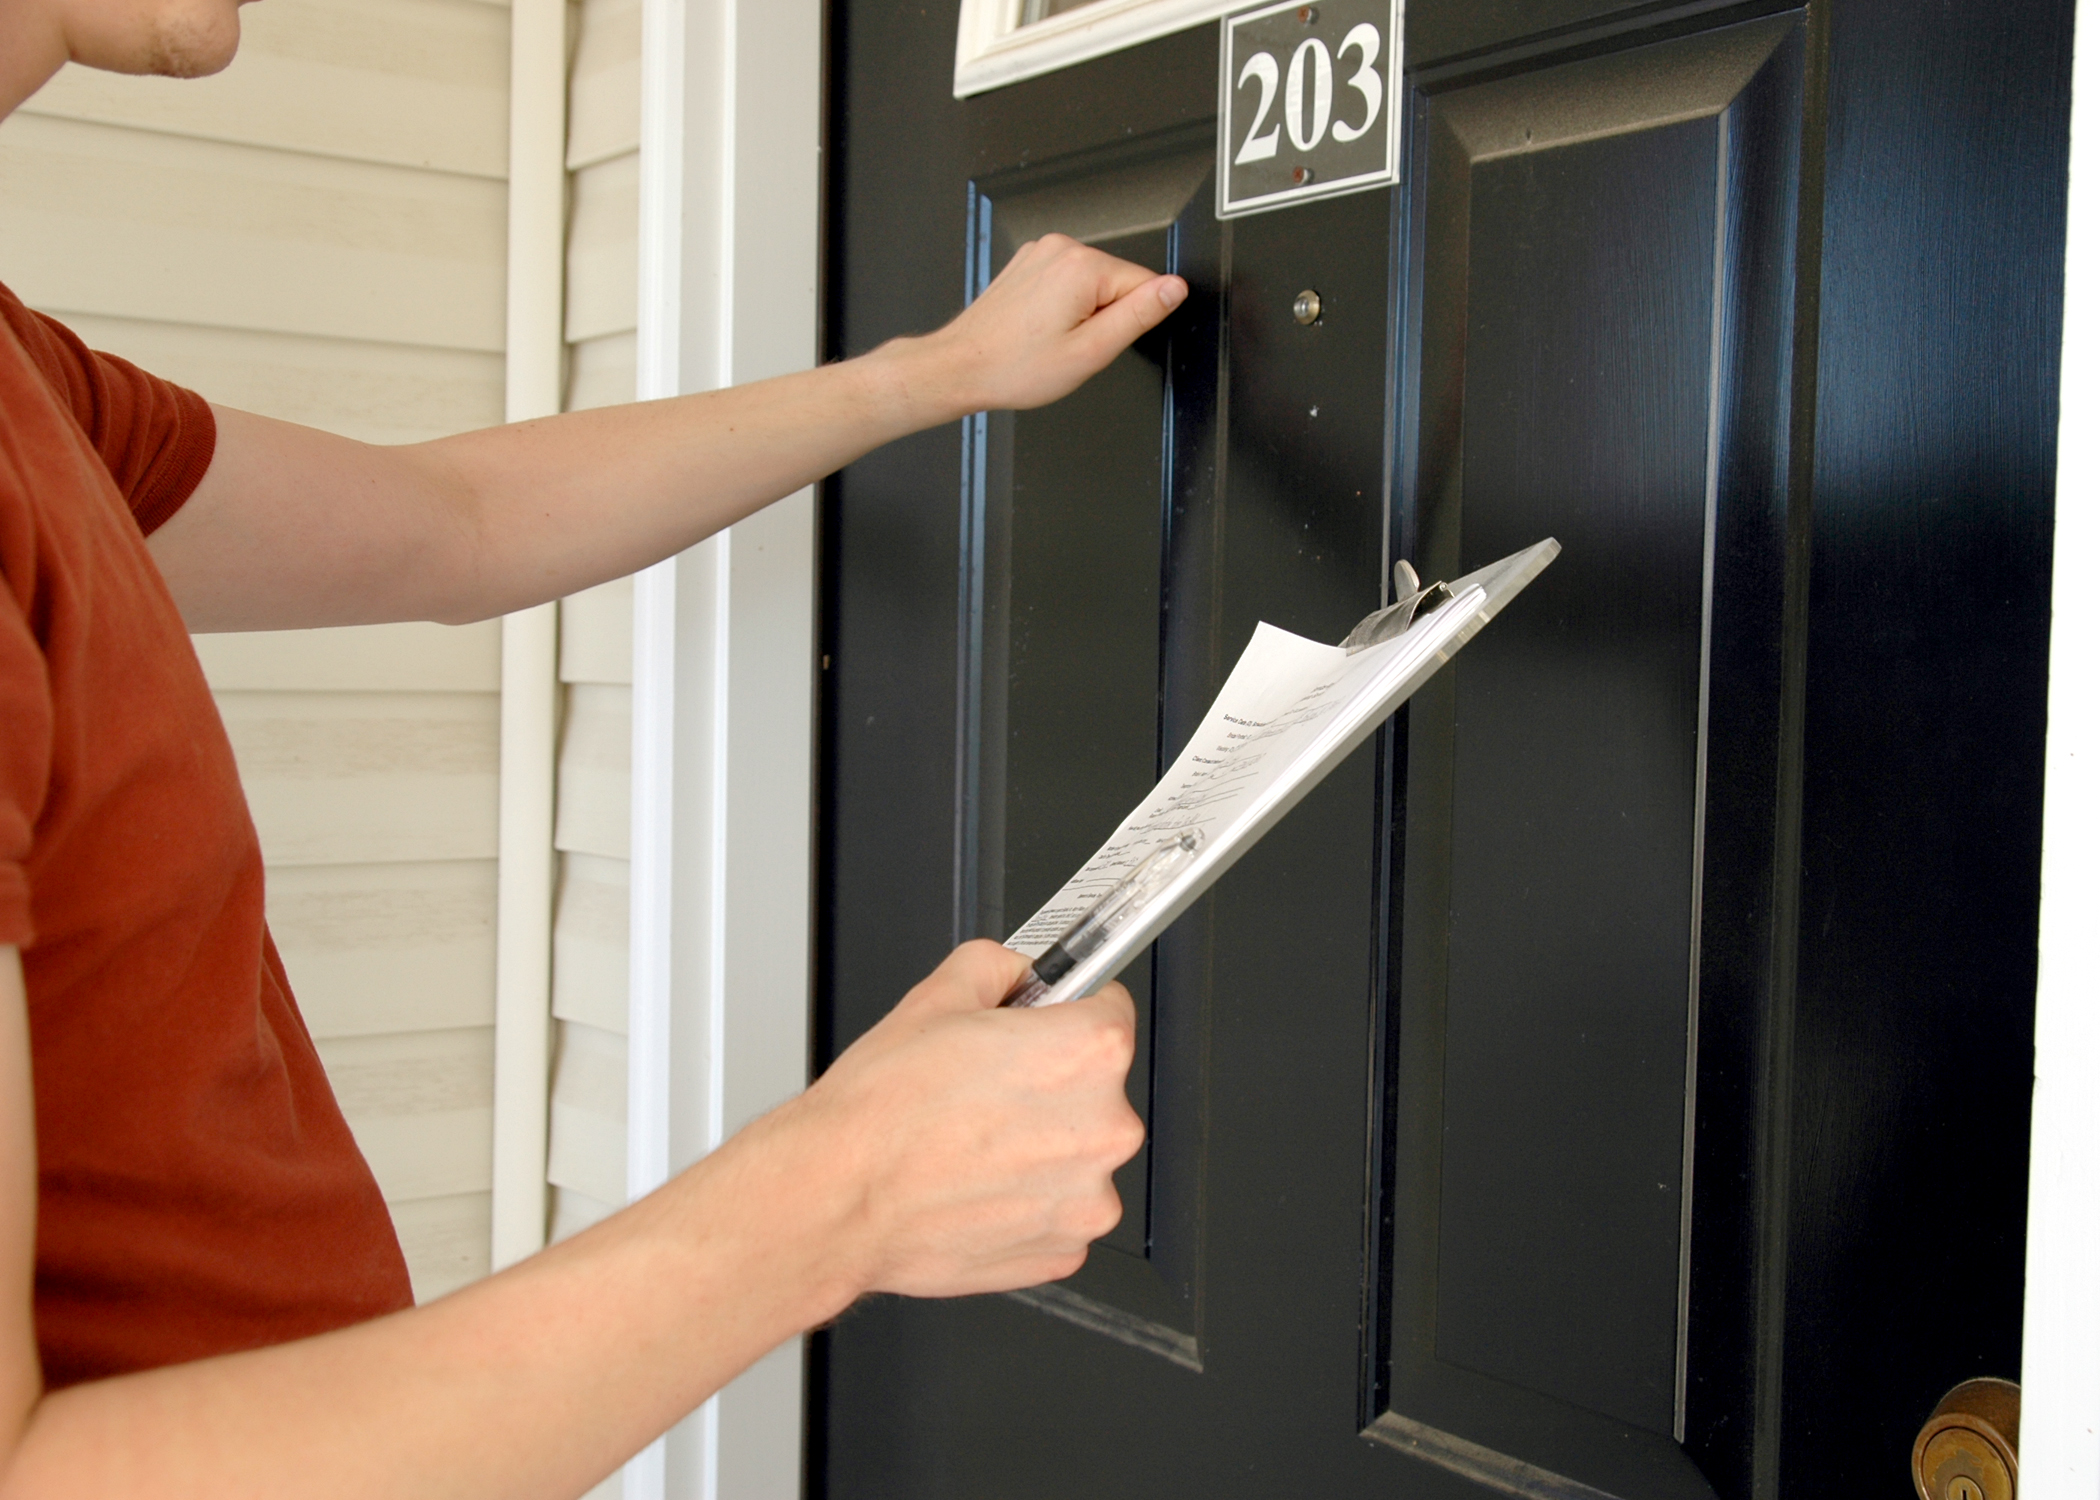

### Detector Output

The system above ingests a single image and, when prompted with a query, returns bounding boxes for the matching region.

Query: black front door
[815,2,2070,1494]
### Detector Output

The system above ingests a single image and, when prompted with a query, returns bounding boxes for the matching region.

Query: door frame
[625,0,823,1496]
[2023,0,2100,1486]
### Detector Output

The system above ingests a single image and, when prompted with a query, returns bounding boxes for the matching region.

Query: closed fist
[789,940,1146,1299]
[915,234,1188,415]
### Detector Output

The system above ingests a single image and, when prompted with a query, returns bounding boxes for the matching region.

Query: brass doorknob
[1913,1378,2020,1500]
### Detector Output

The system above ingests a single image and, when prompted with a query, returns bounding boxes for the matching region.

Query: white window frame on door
[955,0,1249,97]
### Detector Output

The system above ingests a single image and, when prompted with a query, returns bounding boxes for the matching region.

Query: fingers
[1017,233,1169,309]
[908,942,1141,1024]
[930,234,1190,412]
[1039,981,1144,1170]
[1065,976,1136,1036]
[1051,238,1185,336]
[885,1243,1094,1301]
[815,950,1148,1300]
[1077,241,1175,312]
[998,235,1184,343]
[910,938,1032,1014]
[1074,274,1187,367]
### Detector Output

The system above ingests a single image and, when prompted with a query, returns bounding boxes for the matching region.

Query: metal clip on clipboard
[1340,560,1457,655]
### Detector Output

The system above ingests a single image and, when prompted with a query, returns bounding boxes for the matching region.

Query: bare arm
[149,237,1189,631]
[0,942,1142,1498]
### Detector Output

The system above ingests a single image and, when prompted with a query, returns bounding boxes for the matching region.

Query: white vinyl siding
[0,0,510,1303]
[22,0,509,175]
[0,114,506,350]
[545,0,641,1266]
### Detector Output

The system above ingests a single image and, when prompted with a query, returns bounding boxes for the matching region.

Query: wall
[0,0,511,1303]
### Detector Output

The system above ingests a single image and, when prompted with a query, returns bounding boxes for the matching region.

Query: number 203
[1235,22,1383,164]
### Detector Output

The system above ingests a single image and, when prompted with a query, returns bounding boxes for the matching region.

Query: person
[0,0,1193,1487]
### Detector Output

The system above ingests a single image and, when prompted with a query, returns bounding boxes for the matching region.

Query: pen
[1000,830,1205,1008]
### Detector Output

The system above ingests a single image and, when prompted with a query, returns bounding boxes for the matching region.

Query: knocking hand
[916,234,1188,415]
[786,940,1145,1299]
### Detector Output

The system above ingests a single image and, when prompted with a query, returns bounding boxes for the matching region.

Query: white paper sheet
[1003,538,1560,1004]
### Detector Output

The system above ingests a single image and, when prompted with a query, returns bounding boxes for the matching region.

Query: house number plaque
[1217,0,1402,218]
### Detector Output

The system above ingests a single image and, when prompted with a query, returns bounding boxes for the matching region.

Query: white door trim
[954,0,1246,98]
[2022,0,2100,1486]
[628,0,823,1495]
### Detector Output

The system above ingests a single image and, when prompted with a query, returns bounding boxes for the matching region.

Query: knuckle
[1055,1187,1122,1243]
[1084,1187,1124,1240]
[950,937,1026,988]
[1086,1010,1137,1069]
[1109,1109,1147,1163]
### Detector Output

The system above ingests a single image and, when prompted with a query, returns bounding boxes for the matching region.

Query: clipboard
[1001,538,1560,1007]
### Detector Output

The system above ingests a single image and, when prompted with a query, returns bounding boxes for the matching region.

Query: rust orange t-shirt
[0,283,413,1387]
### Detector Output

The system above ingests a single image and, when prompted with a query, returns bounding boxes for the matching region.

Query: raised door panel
[1370,18,1805,1497]
[961,139,1204,1303]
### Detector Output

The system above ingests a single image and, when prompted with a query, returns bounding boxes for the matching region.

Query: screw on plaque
[1296,5,1318,22]
[1292,165,1316,186]
[1292,289,1322,325]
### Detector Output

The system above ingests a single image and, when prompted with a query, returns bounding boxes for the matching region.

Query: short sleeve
[0,518,52,951]
[0,285,216,538]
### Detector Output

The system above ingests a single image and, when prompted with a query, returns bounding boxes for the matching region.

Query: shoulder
[0,283,97,421]
[0,282,216,537]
